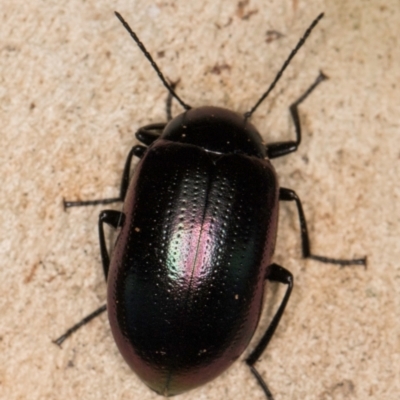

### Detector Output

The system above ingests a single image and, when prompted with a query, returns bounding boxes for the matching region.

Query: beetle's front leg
[279,187,367,266]
[267,72,327,159]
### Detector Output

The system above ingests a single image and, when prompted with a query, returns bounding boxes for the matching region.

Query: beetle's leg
[63,143,145,208]
[139,81,179,136]
[165,80,180,121]
[135,123,166,145]
[279,187,367,266]
[53,304,107,347]
[267,72,327,159]
[166,89,173,121]
[53,210,124,347]
[99,210,125,280]
[65,90,173,208]
[246,264,293,400]
[64,122,168,208]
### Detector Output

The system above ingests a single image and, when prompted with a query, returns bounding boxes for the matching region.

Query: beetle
[55,12,366,400]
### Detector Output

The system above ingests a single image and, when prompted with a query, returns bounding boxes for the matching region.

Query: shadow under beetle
[56,12,366,400]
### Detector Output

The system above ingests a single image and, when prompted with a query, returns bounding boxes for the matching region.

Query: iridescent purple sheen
[107,107,279,396]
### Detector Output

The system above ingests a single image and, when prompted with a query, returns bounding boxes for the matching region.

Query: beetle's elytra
[56,12,366,400]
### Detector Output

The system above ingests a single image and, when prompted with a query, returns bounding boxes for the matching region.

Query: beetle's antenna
[115,11,191,111]
[244,13,324,120]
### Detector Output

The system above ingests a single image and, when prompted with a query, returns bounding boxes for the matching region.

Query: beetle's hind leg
[279,187,367,266]
[53,209,124,346]
[267,72,327,159]
[246,264,293,400]
[98,210,125,280]
[53,304,107,347]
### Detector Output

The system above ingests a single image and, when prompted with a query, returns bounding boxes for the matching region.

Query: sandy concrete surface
[1,1,399,399]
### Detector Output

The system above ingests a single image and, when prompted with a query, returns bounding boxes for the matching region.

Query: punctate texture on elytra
[107,107,279,396]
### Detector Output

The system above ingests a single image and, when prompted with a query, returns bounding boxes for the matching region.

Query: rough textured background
[1,1,399,399]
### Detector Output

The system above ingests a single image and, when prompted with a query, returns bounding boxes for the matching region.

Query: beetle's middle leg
[266,72,327,159]
[245,263,293,400]
[63,123,167,208]
[279,187,367,266]
[63,144,140,208]
[64,80,178,209]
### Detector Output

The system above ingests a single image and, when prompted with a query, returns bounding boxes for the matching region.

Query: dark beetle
[56,12,366,399]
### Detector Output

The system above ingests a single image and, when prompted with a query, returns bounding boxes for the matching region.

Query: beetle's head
[160,106,267,158]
